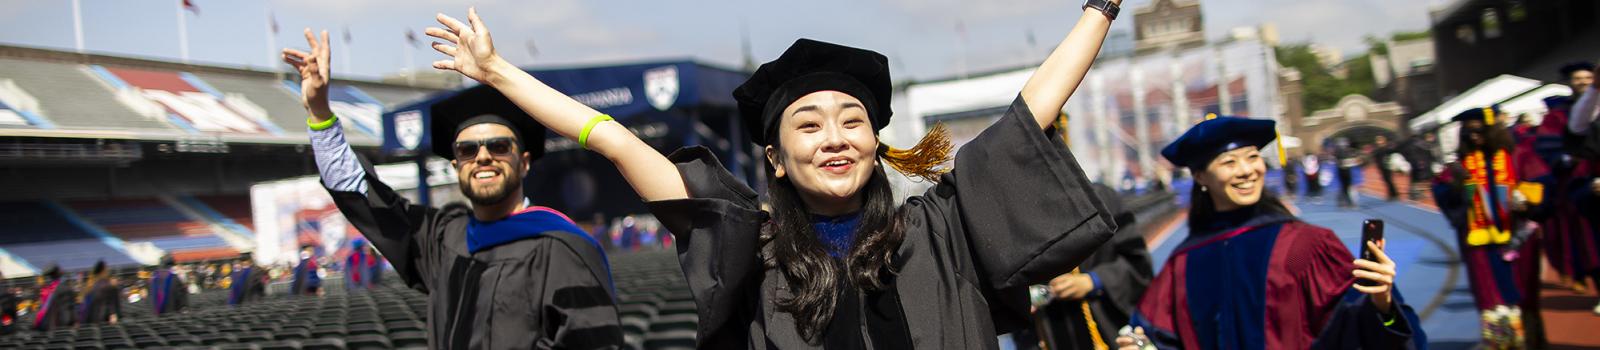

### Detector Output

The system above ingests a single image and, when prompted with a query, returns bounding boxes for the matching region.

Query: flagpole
[342,27,352,76]
[404,30,416,86]
[266,13,277,74]
[71,0,84,53]
[177,0,190,63]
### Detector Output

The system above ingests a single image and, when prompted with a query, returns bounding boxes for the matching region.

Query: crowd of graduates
[5,239,390,335]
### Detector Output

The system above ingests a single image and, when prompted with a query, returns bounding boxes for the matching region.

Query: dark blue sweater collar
[811,212,862,259]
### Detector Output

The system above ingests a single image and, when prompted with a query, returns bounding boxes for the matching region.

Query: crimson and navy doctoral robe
[1130,207,1424,349]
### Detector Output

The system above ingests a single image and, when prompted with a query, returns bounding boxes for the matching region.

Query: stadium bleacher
[0,43,448,278]
[0,250,696,350]
[0,57,168,131]
[63,198,239,261]
[0,201,140,271]
[188,195,256,232]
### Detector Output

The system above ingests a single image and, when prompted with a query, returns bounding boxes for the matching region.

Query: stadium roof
[0,44,445,147]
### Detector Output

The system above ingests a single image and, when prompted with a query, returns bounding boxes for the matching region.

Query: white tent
[1498,84,1573,125]
[1409,74,1543,132]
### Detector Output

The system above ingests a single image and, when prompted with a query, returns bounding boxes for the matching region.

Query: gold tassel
[881,122,954,182]
[1275,129,1287,167]
[1482,107,1495,126]
[1205,113,1218,121]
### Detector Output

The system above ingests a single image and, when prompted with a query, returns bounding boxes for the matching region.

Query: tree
[1277,44,1374,113]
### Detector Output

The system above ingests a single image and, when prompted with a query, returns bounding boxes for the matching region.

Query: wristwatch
[1083,0,1120,20]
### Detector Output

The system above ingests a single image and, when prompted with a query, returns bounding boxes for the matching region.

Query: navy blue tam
[1160,116,1277,169]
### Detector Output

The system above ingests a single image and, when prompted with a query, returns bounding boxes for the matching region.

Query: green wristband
[307,114,339,131]
[579,114,615,150]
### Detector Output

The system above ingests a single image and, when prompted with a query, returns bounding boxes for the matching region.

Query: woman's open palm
[427,7,503,83]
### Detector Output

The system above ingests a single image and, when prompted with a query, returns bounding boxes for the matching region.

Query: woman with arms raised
[425,2,1123,347]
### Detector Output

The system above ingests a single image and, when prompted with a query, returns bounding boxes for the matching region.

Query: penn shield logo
[643,66,679,111]
[395,110,424,151]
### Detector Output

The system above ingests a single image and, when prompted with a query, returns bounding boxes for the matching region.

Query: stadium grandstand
[0,43,444,277]
[0,43,725,350]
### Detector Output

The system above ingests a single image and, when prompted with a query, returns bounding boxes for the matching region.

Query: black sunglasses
[453,137,517,159]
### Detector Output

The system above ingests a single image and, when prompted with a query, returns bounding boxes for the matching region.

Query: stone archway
[1291,94,1406,154]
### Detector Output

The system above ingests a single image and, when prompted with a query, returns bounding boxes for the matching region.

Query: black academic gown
[326,160,622,350]
[228,267,267,305]
[150,269,187,316]
[1037,185,1153,349]
[78,279,121,325]
[32,281,75,331]
[646,96,1117,349]
[0,291,17,335]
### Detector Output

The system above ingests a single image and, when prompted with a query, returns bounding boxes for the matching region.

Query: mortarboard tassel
[1275,129,1287,167]
[880,123,954,183]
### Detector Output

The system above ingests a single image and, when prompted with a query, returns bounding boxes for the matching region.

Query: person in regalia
[345,240,383,291]
[290,244,322,296]
[148,255,187,316]
[417,0,1126,346]
[227,252,268,306]
[1118,115,1425,350]
[31,265,75,331]
[1432,107,1545,348]
[1033,184,1153,349]
[1540,63,1600,304]
[283,25,621,349]
[77,260,121,325]
[0,271,16,335]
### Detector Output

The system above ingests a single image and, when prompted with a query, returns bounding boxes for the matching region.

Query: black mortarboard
[1161,116,1278,170]
[1560,62,1595,78]
[1452,107,1496,123]
[734,38,893,146]
[429,86,547,160]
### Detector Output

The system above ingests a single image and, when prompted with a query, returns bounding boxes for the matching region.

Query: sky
[0,0,1451,83]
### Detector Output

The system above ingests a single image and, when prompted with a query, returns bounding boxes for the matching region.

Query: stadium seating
[62,198,237,259]
[0,201,140,271]
[0,58,168,131]
[188,71,321,138]
[191,195,256,232]
[0,250,696,350]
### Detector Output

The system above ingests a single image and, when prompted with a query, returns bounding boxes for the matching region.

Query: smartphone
[1358,219,1384,286]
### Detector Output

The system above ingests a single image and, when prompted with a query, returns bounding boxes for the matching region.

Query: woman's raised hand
[427,7,509,84]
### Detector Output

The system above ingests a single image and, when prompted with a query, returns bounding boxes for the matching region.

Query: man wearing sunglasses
[285,29,621,349]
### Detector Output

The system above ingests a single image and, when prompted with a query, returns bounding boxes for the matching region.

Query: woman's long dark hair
[1186,170,1293,230]
[761,146,906,343]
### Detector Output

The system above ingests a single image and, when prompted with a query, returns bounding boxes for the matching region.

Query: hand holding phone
[1357,219,1384,286]
[1354,219,1396,313]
